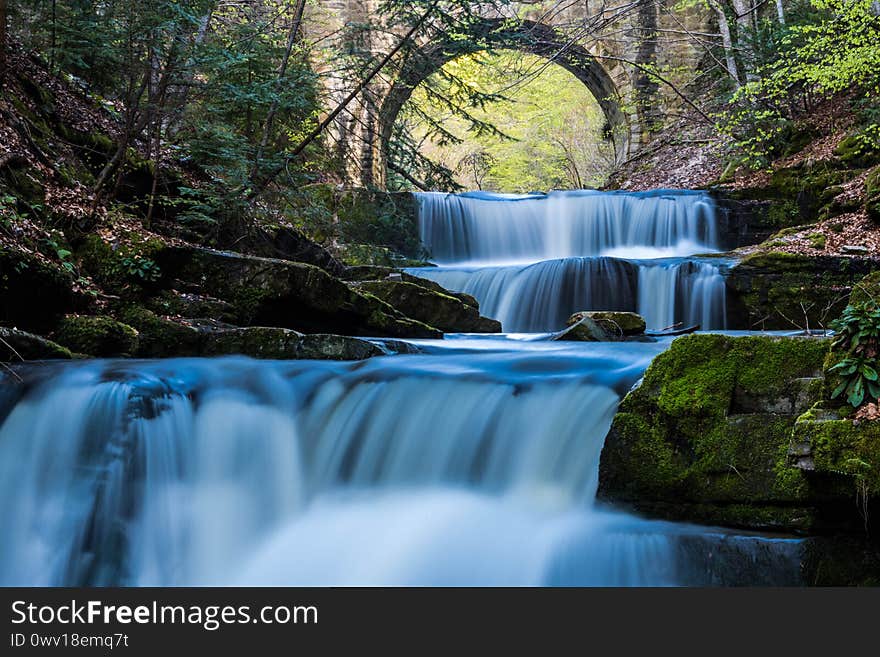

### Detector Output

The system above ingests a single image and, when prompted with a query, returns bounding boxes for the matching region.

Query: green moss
[0,327,75,360]
[600,334,831,530]
[835,131,880,168]
[849,271,880,307]
[767,199,801,227]
[115,306,201,358]
[727,252,869,330]
[75,231,166,293]
[53,314,139,357]
[793,404,880,491]
[807,233,826,250]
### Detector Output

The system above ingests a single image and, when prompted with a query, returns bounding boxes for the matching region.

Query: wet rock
[342,265,397,282]
[399,272,480,309]
[0,327,75,361]
[558,314,614,341]
[53,315,139,357]
[145,290,238,323]
[202,327,384,360]
[353,280,500,333]
[572,311,646,337]
[152,246,441,338]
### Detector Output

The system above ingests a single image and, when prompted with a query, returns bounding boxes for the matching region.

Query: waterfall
[0,343,801,586]
[410,190,728,331]
[417,189,719,264]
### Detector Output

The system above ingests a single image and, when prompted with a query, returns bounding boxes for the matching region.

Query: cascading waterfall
[410,190,729,331]
[0,341,803,587]
[0,187,801,588]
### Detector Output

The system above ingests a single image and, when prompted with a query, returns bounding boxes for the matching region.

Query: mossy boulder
[399,272,479,309]
[598,334,833,531]
[342,265,398,282]
[214,225,346,277]
[75,231,167,295]
[53,315,139,357]
[202,327,384,360]
[835,132,880,169]
[115,306,387,360]
[0,247,78,332]
[115,306,203,358]
[152,246,441,338]
[353,280,501,333]
[726,252,878,330]
[0,327,75,360]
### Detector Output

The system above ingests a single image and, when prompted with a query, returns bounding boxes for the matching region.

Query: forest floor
[609,96,880,259]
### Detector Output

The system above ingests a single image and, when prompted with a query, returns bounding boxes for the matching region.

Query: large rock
[353,280,501,333]
[726,252,879,330]
[557,315,613,342]
[115,306,204,358]
[567,311,646,338]
[152,246,441,338]
[117,306,385,360]
[0,327,75,360]
[53,315,139,357]
[201,326,384,360]
[400,272,480,309]
[598,334,843,532]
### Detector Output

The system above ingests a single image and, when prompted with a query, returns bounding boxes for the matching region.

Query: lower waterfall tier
[407,256,729,332]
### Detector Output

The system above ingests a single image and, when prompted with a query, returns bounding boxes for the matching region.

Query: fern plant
[830,302,880,406]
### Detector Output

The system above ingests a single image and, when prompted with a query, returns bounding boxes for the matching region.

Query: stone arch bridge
[305,1,713,188]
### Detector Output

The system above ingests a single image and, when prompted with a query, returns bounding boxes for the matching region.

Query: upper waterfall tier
[416,190,720,265]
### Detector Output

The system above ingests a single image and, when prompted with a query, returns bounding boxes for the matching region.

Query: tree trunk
[709,0,741,88]
[776,0,786,25]
[730,0,758,81]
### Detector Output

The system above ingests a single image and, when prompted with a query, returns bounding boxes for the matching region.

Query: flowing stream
[409,190,729,332]
[0,190,802,586]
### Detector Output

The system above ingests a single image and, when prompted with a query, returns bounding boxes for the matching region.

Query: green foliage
[119,255,161,282]
[719,0,880,168]
[830,301,880,407]
[396,50,614,192]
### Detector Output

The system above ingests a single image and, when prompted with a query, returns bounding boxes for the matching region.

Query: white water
[0,340,802,587]
[409,190,728,331]
[0,189,802,587]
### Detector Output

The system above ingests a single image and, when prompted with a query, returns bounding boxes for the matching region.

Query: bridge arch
[371,18,634,189]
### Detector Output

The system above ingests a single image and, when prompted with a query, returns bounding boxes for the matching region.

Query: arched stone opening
[372,18,632,189]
